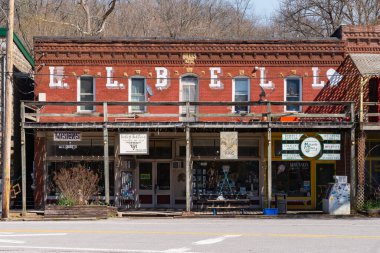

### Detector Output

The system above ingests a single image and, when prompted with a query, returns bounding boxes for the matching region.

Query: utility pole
[2,0,15,219]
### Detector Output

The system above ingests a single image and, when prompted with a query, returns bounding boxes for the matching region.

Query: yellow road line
[0,229,379,240]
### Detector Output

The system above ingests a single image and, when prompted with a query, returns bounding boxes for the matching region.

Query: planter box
[366,209,380,216]
[45,205,117,219]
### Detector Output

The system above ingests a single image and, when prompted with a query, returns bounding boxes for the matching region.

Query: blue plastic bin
[263,208,278,215]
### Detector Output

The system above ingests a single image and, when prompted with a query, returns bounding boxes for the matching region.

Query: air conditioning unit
[172,160,184,169]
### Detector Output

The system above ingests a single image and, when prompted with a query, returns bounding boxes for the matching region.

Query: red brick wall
[35,65,338,122]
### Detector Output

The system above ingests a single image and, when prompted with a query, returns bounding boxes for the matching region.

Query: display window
[272,161,311,197]
[47,161,114,198]
[192,161,260,199]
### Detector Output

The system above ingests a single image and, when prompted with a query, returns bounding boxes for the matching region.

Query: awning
[350,54,380,77]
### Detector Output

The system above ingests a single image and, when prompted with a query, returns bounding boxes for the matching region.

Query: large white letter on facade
[209,67,223,89]
[155,67,170,90]
[258,67,273,89]
[326,68,343,86]
[311,67,325,88]
[106,67,125,89]
[49,66,68,89]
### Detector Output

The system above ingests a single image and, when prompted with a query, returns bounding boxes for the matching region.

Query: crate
[263,208,278,215]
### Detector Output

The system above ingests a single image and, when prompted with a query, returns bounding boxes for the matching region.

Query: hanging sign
[323,143,341,150]
[319,153,341,160]
[319,134,340,141]
[282,133,341,160]
[220,132,238,159]
[58,145,77,150]
[120,133,149,155]
[282,143,299,151]
[54,131,81,141]
[282,134,303,141]
[300,137,321,158]
[282,153,302,160]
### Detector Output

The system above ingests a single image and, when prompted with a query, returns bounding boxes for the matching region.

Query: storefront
[117,132,264,210]
[268,132,344,210]
[41,131,115,204]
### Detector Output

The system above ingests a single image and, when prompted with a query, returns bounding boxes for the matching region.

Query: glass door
[155,162,171,208]
[138,162,154,207]
[138,162,172,208]
[316,163,335,210]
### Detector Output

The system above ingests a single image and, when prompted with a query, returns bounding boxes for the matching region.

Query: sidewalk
[2,209,371,221]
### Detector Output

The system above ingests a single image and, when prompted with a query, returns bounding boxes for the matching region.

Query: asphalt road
[0,217,380,252]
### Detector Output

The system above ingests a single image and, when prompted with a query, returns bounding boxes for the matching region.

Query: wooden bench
[206,199,251,215]
[206,205,248,215]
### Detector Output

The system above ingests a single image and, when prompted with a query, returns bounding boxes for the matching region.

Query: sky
[253,0,280,16]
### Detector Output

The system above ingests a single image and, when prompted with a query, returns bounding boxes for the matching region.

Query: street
[0,217,380,252]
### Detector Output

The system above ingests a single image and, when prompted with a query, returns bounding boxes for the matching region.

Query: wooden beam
[185,126,191,212]
[21,102,27,216]
[267,127,272,209]
[103,102,109,205]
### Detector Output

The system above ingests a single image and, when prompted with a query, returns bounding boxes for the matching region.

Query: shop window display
[192,161,259,199]
[47,161,114,200]
[272,161,311,197]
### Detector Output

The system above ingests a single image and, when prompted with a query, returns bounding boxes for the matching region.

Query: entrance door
[316,163,335,210]
[138,162,171,208]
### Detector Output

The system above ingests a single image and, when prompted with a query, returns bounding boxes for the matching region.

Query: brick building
[24,25,380,212]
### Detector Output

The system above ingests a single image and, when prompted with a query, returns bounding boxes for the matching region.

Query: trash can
[275,194,287,214]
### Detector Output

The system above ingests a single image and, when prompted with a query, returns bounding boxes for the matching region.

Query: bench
[206,205,248,215]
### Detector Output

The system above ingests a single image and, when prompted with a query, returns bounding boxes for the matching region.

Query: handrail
[21,100,355,124]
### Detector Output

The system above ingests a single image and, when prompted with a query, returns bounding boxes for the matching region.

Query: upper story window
[129,77,146,113]
[180,75,198,121]
[233,77,249,113]
[285,77,302,112]
[77,76,95,112]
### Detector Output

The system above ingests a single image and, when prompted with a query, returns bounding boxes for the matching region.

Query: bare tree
[275,0,380,38]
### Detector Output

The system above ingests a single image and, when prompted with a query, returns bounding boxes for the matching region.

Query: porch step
[117,209,183,217]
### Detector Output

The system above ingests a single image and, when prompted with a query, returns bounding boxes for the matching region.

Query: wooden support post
[185,126,191,212]
[350,127,356,211]
[21,102,26,216]
[103,102,109,205]
[267,127,272,208]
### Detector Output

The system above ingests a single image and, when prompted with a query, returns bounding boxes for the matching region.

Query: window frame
[232,77,250,113]
[77,75,95,113]
[179,74,199,120]
[284,76,302,112]
[128,76,147,113]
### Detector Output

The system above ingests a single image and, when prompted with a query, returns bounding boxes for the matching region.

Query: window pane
[157,163,170,190]
[234,78,249,112]
[286,78,301,111]
[131,78,145,94]
[80,77,93,93]
[235,78,248,93]
[139,163,152,190]
[272,161,311,197]
[131,78,145,112]
[286,79,300,97]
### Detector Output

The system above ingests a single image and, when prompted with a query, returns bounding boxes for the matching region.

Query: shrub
[54,165,100,205]
[363,200,380,211]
